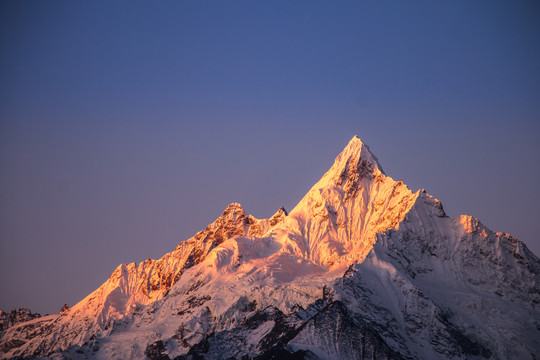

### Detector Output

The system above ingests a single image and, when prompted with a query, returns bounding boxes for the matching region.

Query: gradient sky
[1,1,539,315]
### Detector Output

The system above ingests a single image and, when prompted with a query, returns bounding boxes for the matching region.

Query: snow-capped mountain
[1,136,538,359]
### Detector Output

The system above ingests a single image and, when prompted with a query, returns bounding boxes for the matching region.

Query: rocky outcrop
[0,308,40,332]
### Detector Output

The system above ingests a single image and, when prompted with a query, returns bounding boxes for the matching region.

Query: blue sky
[1,1,539,314]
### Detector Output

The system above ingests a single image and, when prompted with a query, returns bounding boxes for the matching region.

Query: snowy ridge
[1,136,538,359]
[74,202,280,324]
[0,203,286,357]
[334,191,540,359]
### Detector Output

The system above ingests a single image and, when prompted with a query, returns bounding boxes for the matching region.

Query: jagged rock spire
[269,206,288,226]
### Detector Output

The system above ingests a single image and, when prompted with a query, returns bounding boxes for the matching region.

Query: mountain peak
[350,134,362,143]
[341,136,382,169]
[316,137,385,193]
[269,206,288,226]
[222,202,245,213]
[218,203,247,223]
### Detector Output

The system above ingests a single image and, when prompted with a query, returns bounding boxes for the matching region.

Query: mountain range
[1,136,538,359]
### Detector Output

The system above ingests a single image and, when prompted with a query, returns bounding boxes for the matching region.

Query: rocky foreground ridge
[1,136,538,359]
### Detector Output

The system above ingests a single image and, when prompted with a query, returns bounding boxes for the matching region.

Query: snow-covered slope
[0,203,287,358]
[1,136,538,360]
[272,136,418,267]
[75,202,285,325]
[333,191,539,359]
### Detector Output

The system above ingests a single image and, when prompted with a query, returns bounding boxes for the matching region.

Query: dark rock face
[289,301,405,360]
[337,157,375,197]
[175,301,402,360]
[0,308,41,331]
[146,340,171,360]
[194,203,248,247]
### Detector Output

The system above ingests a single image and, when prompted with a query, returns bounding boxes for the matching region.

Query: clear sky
[1,1,539,315]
